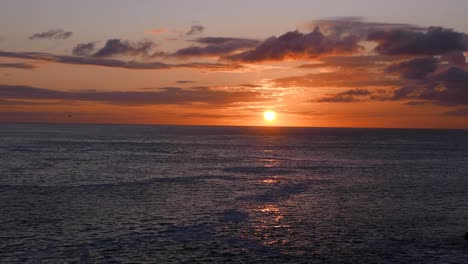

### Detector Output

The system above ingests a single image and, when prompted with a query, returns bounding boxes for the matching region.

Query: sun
[264,110,276,122]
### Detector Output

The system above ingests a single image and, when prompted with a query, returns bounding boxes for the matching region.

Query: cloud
[29,29,73,40]
[0,62,37,69]
[415,66,468,105]
[181,113,251,119]
[368,27,468,55]
[169,37,261,58]
[386,55,468,105]
[93,39,156,57]
[308,17,422,39]
[442,51,467,65]
[73,39,160,58]
[193,37,244,45]
[314,89,371,103]
[315,59,468,106]
[228,27,361,62]
[176,80,196,84]
[72,42,96,56]
[386,57,439,79]
[270,19,468,107]
[186,25,204,36]
[0,50,242,71]
[0,85,272,106]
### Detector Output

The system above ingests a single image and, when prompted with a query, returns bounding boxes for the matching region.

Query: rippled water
[1,124,467,263]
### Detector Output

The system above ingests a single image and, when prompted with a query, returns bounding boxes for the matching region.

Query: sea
[0,123,467,263]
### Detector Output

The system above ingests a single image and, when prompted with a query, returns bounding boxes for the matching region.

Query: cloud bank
[0,50,242,71]
[0,85,271,106]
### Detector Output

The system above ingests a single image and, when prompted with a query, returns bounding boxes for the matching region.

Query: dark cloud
[441,51,467,66]
[368,27,468,55]
[176,80,196,84]
[150,18,468,64]
[339,88,372,96]
[169,37,260,58]
[418,66,468,105]
[316,61,468,106]
[311,18,468,57]
[0,50,242,71]
[387,55,468,106]
[93,39,156,57]
[29,29,73,40]
[0,62,37,69]
[186,25,204,36]
[386,57,439,79]
[309,17,422,39]
[314,89,371,103]
[192,37,243,45]
[72,42,96,56]
[228,28,361,62]
[405,101,427,106]
[181,113,250,119]
[0,85,272,106]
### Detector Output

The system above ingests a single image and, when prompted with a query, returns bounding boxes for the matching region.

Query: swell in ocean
[1,124,467,263]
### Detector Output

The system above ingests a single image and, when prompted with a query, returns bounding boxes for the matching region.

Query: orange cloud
[145,28,168,35]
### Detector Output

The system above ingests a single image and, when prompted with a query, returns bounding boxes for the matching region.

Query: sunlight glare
[264,111,276,122]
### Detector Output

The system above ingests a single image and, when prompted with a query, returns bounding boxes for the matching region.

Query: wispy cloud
[314,89,372,103]
[165,37,260,58]
[0,50,242,71]
[93,39,156,58]
[0,85,273,106]
[29,29,73,40]
[0,62,37,70]
[176,80,196,84]
[186,24,204,36]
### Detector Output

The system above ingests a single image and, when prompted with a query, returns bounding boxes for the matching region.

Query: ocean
[1,124,467,263]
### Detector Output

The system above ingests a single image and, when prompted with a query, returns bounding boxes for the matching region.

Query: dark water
[0,124,467,263]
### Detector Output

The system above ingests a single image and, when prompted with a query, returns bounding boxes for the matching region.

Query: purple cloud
[186,25,204,36]
[228,27,361,62]
[29,29,73,40]
[0,85,272,106]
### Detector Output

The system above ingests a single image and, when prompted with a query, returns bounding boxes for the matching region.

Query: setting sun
[264,111,276,122]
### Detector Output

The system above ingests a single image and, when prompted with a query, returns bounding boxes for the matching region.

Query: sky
[1,0,468,128]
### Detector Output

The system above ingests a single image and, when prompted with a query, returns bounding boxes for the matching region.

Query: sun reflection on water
[262,178,280,184]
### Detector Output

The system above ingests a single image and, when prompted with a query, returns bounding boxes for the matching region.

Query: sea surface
[0,124,467,263]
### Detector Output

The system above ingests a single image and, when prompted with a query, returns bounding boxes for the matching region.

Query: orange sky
[1,13,468,128]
